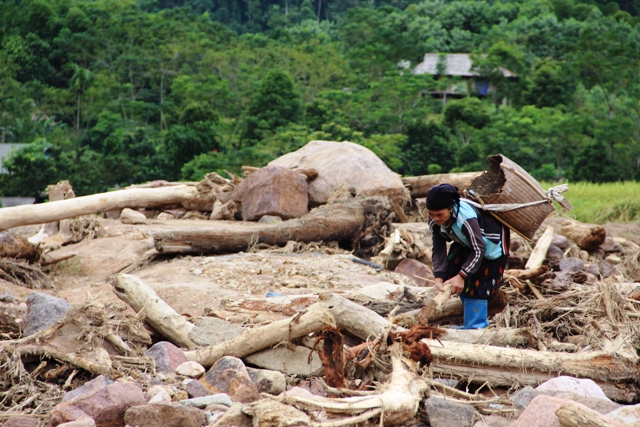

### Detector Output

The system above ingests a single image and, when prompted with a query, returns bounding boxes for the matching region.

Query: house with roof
[412,53,516,103]
[0,143,35,207]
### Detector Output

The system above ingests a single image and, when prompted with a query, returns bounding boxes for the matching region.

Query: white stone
[180,393,233,408]
[606,403,640,426]
[148,388,172,403]
[120,208,147,224]
[175,361,206,378]
[535,376,609,400]
[157,212,175,220]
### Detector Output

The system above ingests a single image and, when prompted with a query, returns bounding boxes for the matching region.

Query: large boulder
[199,356,260,403]
[269,140,407,206]
[231,165,309,221]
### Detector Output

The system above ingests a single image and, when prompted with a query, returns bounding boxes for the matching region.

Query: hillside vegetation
[1,0,639,198]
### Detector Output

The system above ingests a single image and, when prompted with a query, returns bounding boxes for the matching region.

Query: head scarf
[426,183,460,210]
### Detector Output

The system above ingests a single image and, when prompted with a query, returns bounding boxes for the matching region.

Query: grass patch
[542,181,640,224]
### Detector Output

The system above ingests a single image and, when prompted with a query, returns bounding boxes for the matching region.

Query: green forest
[1,0,640,198]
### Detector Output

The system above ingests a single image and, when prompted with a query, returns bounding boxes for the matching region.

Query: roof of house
[0,143,28,172]
[413,53,516,78]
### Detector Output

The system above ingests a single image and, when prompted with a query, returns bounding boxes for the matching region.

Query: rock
[424,397,475,427]
[175,361,206,379]
[394,258,434,286]
[604,254,622,264]
[231,165,309,221]
[172,390,189,402]
[258,215,283,224]
[600,237,621,253]
[180,393,233,408]
[49,381,146,426]
[511,385,620,414]
[598,260,620,278]
[157,212,175,220]
[269,140,407,206]
[552,271,575,291]
[244,398,311,427]
[583,262,600,276]
[185,379,210,399]
[24,292,72,336]
[472,415,511,427]
[208,402,252,427]
[606,403,640,426]
[545,244,565,270]
[120,208,147,224]
[551,234,571,250]
[558,257,584,272]
[148,387,172,403]
[508,395,624,427]
[536,376,608,400]
[124,402,206,427]
[62,375,113,402]
[146,341,187,373]
[3,417,39,427]
[199,356,260,403]
[247,367,287,395]
[188,317,243,346]
[56,418,96,427]
[244,344,324,377]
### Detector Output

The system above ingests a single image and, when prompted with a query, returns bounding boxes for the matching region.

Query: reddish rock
[49,381,145,427]
[199,356,260,403]
[186,379,210,399]
[231,165,308,221]
[4,417,39,427]
[63,375,113,402]
[145,341,187,373]
[394,258,434,286]
[124,402,206,427]
[57,418,96,427]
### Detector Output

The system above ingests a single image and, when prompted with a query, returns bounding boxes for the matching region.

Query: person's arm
[429,219,448,291]
[458,217,485,279]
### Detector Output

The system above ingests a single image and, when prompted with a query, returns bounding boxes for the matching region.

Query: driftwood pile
[0,155,639,427]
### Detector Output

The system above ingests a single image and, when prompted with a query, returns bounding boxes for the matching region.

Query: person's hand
[434,278,444,292]
[445,274,465,295]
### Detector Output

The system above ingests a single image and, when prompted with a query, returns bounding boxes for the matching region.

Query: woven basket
[465,154,554,241]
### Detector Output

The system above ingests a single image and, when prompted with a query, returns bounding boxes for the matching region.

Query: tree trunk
[153,198,368,255]
[185,300,336,367]
[560,220,607,251]
[0,185,198,231]
[402,172,482,198]
[556,402,627,427]
[112,274,196,349]
[525,226,554,269]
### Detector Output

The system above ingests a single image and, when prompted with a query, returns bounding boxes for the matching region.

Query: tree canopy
[1,0,640,197]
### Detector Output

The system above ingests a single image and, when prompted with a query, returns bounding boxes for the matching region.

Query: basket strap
[465,184,573,213]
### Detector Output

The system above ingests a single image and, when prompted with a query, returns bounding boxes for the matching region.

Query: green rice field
[544,181,640,224]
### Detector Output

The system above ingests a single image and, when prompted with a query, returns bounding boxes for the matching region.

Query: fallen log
[560,220,607,251]
[402,172,483,198]
[0,185,198,231]
[0,231,40,262]
[153,197,374,255]
[112,274,196,349]
[556,402,627,427]
[525,226,555,269]
[185,300,336,367]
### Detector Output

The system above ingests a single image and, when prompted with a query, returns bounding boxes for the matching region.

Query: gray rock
[247,367,287,395]
[24,292,71,336]
[552,271,575,291]
[244,344,324,377]
[199,356,260,403]
[62,375,113,402]
[124,402,206,427]
[583,262,600,276]
[558,257,584,273]
[551,234,571,250]
[120,208,147,224]
[188,317,243,347]
[598,260,620,278]
[231,165,309,221]
[146,341,187,373]
[185,379,210,399]
[180,393,233,408]
[545,244,565,270]
[424,397,475,427]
